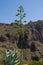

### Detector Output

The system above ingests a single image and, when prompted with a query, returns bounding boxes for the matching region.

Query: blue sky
[0,0,43,23]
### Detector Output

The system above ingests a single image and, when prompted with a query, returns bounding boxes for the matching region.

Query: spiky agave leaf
[4,49,20,65]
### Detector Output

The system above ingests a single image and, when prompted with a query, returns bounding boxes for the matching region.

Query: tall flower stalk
[15,5,26,62]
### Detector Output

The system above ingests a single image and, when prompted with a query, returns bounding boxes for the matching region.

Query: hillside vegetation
[0,20,43,65]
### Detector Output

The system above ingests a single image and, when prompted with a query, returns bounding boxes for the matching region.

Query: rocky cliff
[0,20,43,61]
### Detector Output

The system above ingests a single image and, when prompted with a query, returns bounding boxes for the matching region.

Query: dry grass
[0,48,5,65]
[0,42,19,65]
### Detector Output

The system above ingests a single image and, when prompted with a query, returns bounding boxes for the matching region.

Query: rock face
[23,20,43,61]
[0,20,43,61]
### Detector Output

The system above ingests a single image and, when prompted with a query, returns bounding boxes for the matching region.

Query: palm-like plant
[4,49,20,65]
[15,5,27,61]
[15,5,26,24]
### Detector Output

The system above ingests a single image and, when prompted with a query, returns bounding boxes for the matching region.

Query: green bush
[28,59,43,65]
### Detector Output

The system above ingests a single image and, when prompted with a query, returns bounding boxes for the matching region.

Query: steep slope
[0,20,43,61]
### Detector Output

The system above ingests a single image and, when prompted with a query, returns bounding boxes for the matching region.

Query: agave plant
[4,49,20,65]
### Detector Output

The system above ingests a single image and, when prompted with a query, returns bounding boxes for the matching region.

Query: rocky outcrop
[0,20,43,61]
